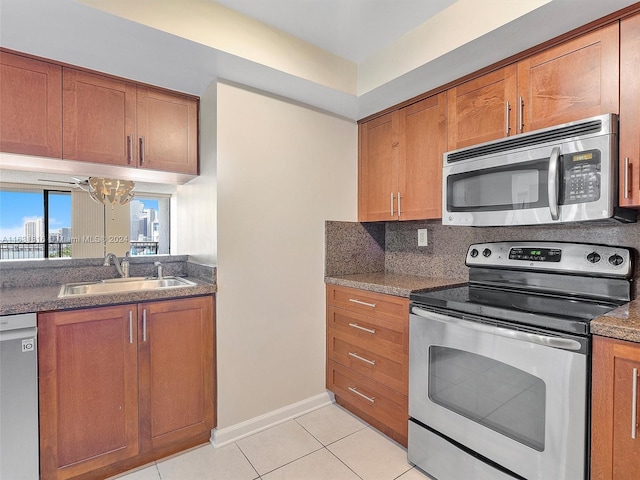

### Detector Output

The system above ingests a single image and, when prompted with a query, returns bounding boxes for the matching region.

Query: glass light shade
[88,178,135,205]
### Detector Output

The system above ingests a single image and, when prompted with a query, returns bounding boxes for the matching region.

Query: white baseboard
[210,391,335,448]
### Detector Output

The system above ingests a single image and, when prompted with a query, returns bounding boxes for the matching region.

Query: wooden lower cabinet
[326,285,409,446]
[38,295,215,480]
[591,335,640,480]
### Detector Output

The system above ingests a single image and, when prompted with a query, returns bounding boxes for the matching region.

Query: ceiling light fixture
[87,177,135,206]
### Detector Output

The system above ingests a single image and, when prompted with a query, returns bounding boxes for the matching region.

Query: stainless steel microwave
[442,114,637,226]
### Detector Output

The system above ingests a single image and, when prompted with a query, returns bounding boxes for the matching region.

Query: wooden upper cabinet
[63,68,136,166]
[137,87,198,174]
[591,336,640,480]
[358,111,400,222]
[38,305,139,480]
[398,92,447,220]
[62,67,198,174]
[138,296,215,452]
[619,13,640,208]
[359,93,447,222]
[447,65,517,151]
[0,51,62,157]
[517,23,619,133]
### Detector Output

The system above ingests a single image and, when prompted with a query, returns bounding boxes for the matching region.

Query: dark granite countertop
[591,300,640,343]
[325,271,467,298]
[0,277,217,315]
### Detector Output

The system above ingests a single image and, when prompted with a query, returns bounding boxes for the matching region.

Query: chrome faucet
[154,261,163,279]
[103,253,128,278]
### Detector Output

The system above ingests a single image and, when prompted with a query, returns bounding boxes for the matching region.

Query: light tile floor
[111,403,432,480]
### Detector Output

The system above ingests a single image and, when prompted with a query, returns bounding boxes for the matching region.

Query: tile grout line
[234,441,262,480]
[293,416,368,480]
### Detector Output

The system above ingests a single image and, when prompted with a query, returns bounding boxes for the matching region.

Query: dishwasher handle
[0,327,37,343]
[411,306,583,352]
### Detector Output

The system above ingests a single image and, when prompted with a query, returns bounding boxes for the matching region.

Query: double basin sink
[59,276,197,297]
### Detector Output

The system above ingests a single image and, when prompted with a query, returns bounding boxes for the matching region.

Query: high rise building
[24,217,44,242]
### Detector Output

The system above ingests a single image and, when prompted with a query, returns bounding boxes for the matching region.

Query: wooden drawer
[327,359,408,438]
[328,330,407,394]
[326,285,408,321]
[327,305,407,355]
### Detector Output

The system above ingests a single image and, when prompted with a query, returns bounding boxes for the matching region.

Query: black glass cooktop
[410,284,622,335]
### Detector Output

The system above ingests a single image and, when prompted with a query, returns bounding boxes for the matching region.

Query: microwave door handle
[548,146,560,221]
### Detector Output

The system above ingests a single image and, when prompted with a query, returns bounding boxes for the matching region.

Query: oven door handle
[411,307,583,352]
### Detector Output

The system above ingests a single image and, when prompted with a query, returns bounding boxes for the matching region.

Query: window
[129,195,170,256]
[0,188,72,259]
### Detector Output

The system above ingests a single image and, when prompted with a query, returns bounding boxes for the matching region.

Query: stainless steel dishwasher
[0,312,39,480]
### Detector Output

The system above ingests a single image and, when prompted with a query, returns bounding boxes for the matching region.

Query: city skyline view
[0,190,161,259]
[0,190,70,241]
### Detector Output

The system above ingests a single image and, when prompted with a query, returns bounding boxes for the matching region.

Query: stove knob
[470,248,479,258]
[587,252,601,263]
[482,248,492,258]
[609,254,624,266]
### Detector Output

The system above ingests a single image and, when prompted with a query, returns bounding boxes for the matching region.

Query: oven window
[428,346,546,451]
[447,159,549,212]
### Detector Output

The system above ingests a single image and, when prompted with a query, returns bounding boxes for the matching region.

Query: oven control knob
[470,248,479,258]
[587,252,601,263]
[608,254,624,266]
[482,248,492,258]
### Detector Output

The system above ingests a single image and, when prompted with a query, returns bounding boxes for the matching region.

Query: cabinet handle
[127,135,133,164]
[632,367,638,440]
[348,323,376,334]
[349,352,376,366]
[390,192,394,217]
[128,311,133,344]
[505,100,511,136]
[139,136,145,164]
[624,157,631,200]
[519,96,524,133]
[349,298,376,308]
[348,386,375,403]
[143,309,147,342]
[397,191,401,218]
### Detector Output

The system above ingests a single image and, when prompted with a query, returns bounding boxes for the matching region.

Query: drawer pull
[348,323,376,334]
[349,298,376,308]
[633,367,638,440]
[349,352,376,366]
[348,386,375,403]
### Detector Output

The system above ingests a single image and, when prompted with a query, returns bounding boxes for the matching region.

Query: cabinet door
[447,65,517,151]
[591,336,640,480]
[398,92,447,220]
[63,68,137,166]
[517,23,619,133]
[136,87,199,174]
[0,51,62,157]
[358,111,401,222]
[38,306,139,480]
[138,296,215,452]
[619,14,640,207]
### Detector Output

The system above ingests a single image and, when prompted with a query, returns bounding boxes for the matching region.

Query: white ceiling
[213,0,458,63]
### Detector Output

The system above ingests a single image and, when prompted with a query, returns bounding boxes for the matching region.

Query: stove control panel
[466,241,633,278]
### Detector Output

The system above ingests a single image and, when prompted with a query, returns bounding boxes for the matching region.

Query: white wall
[174,80,217,264]
[216,82,357,428]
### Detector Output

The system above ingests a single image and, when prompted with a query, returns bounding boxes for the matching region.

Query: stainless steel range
[408,241,633,480]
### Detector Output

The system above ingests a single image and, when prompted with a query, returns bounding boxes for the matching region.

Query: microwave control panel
[561,149,601,204]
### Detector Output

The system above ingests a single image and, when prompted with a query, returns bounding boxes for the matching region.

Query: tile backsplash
[326,219,640,297]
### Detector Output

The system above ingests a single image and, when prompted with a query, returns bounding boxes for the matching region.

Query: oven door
[409,306,588,480]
